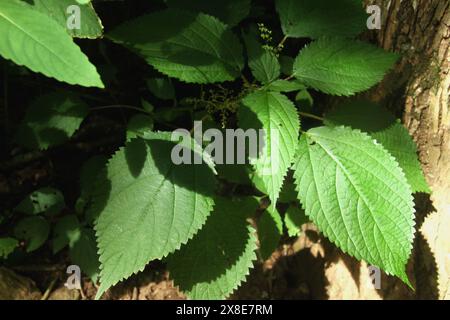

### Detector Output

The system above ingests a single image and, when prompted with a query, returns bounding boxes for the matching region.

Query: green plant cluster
[0,0,429,300]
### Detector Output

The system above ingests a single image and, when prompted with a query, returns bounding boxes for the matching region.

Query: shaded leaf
[108,9,244,83]
[167,197,258,299]
[70,228,100,282]
[284,205,308,237]
[166,0,250,26]
[258,205,282,260]
[146,78,175,100]
[0,238,18,258]
[14,216,50,252]
[16,187,65,216]
[276,0,366,39]
[15,92,88,150]
[94,136,216,298]
[53,215,81,254]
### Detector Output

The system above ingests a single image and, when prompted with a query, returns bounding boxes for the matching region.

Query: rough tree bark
[369,0,449,300]
[316,0,449,299]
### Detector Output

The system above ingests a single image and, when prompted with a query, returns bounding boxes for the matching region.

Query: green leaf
[372,124,430,194]
[70,228,100,282]
[239,91,300,203]
[52,215,100,281]
[244,32,280,84]
[249,49,280,84]
[216,163,253,186]
[126,114,154,141]
[141,100,155,113]
[166,0,250,26]
[284,205,308,237]
[0,0,103,87]
[108,9,244,84]
[278,176,298,203]
[79,156,109,201]
[0,238,18,258]
[94,136,216,298]
[265,79,305,93]
[146,78,175,100]
[292,126,415,285]
[77,156,108,219]
[325,101,430,193]
[257,205,282,260]
[167,197,258,300]
[293,38,399,96]
[15,92,89,150]
[15,187,65,216]
[139,131,217,174]
[276,0,367,39]
[279,55,294,75]
[295,89,314,112]
[324,101,396,132]
[14,216,50,252]
[26,0,103,39]
[53,215,81,254]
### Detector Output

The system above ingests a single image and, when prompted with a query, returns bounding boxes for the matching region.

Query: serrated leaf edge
[169,224,258,300]
[93,140,216,299]
[292,126,416,286]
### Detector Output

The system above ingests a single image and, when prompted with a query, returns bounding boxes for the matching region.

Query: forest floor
[1,233,328,300]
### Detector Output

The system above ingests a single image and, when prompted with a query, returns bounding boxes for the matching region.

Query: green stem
[278,35,289,49]
[298,111,324,122]
[284,74,294,81]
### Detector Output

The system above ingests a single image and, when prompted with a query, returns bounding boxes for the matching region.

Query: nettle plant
[0,0,430,299]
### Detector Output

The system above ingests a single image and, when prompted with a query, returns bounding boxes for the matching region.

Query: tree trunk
[318,0,449,300]
[368,0,449,300]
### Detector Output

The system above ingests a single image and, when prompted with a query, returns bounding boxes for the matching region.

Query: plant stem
[283,74,294,81]
[298,111,324,122]
[278,35,289,49]
[90,104,150,114]
[41,277,58,300]
[241,74,251,87]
